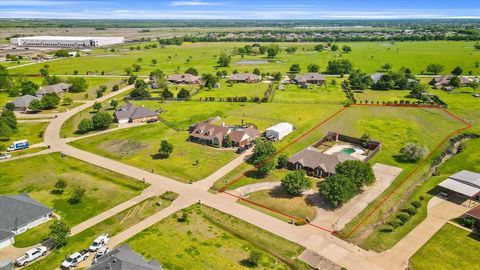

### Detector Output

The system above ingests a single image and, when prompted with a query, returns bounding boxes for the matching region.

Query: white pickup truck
[15,246,48,266]
[60,250,89,269]
[88,233,109,252]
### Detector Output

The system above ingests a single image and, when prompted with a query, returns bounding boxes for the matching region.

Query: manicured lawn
[8,41,480,76]
[409,224,480,270]
[127,204,309,270]
[25,193,177,270]
[70,123,238,182]
[60,76,126,101]
[272,82,347,104]
[239,187,318,223]
[195,79,269,100]
[1,121,48,147]
[0,153,146,230]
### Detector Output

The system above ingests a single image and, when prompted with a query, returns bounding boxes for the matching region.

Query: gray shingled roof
[0,193,52,232]
[167,73,200,83]
[114,103,158,121]
[228,73,262,82]
[36,83,71,96]
[0,229,14,242]
[294,73,326,83]
[8,95,39,108]
[289,147,358,174]
[89,244,162,270]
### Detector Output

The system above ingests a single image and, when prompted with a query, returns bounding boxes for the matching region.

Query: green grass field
[271,82,346,104]
[195,80,269,100]
[24,193,177,270]
[127,204,308,270]
[409,224,480,270]
[1,121,48,147]
[7,41,480,77]
[0,153,146,234]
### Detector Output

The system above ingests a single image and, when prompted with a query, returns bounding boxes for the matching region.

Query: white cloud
[169,1,224,7]
[1,0,105,6]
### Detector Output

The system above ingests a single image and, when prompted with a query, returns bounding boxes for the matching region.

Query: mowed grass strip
[1,121,48,146]
[25,193,178,270]
[127,204,309,270]
[0,153,146,230]
[409,224,480,270]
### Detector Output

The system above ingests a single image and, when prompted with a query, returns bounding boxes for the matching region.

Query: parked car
[439,191,449,198]
[15,246,48,266]
[92,247,109,265]
[473,93,480,98]
[0,153,12,160]
[60,250,89,269]
[146,118,158,123]
[7,140,29,152]
[236,146,246,154]
[89,233,109,252]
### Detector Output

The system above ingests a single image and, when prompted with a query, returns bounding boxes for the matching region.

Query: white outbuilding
[266,122,293,141]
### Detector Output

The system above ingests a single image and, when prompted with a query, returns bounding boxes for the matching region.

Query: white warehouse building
[266,122,293,141]
[11,36,124,47]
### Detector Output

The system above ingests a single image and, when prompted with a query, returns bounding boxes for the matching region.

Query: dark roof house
[167,74,201,84]
[89,244,162,270]
[289,147,358,175]
[114,103,158,124]
[0,193,52,234]
[432,75,473,89]
[36,83,71,96]
[227,73,262,83]
[189,122,260,148]
[294,73,326,84]
[8,95,39,111]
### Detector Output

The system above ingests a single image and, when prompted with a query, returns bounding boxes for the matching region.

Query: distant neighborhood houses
[0,193,53,249]
[227,73,262,83]
[114,103,158,124]
[7,82,72,111]
[35,83,71,97]
[293,73,326,86]
[167,73,201,85]
[88,243,163,270]
[189,121,260,148]
[288,132,381,178]
[431,75,477,90]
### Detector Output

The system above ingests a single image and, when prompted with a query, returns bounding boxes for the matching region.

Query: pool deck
[322,143,367,161]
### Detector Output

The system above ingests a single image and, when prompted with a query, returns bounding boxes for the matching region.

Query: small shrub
[419,195,425,201]
[177,212,188,223]
[402,207,417,216]
[397,212,411,223]
[389,219,401,228]
[411,200,422,208]
[381,225,394,233]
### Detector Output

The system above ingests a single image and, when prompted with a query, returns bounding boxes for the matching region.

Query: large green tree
[49,220,70,249]
[334,160,375,189]
[320,174,357,208]
[281,170,312,195]
[67,77,88,93]
[250,138,277,176]
[217,53,231,67]
[92,112,113,130]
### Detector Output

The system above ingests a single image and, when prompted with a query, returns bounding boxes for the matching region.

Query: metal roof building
[266,122,293,140]
[438,170,480,199]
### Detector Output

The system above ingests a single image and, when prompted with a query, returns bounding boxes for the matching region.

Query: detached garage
[266,122,293,141]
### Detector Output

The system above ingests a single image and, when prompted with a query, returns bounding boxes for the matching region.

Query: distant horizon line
[2,18,480,21]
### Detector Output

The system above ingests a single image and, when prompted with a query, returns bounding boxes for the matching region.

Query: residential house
[114,103,158,124]
[167,74,201,84]
[189,121,260,148]
[35,83,71,97]
[88,244,162,270]
[438,170,480,204]
[7,95,39,111]
[293,73,326,86]
[370,73,384,84]
[227,73,262,83]
[288,147,359,178]
[431,75,473,89]
[0,193,53,249]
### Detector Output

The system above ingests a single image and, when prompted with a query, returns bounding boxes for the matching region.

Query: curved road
[39,83,403,270]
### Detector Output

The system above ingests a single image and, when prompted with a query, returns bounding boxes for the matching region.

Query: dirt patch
[101,139,149,156]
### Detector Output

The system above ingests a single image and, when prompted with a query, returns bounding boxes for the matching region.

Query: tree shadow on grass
[268,186,296,199]
[151,153,169,160]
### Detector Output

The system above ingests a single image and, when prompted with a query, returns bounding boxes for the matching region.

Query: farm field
[409,224,480,270]
[0,153,146,244]
[353,89,418,103]
[24,193,177,270]
[194,80,270,100]
[6,41,480,77]
[127,204,309,270]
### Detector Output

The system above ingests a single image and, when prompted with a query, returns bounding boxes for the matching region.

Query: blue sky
[0,0,479,19]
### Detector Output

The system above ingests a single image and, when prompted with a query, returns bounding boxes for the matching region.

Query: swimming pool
[341,148,356,155]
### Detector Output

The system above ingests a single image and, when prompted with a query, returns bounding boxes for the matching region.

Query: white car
[60,250,89,269]
[89,233,109,252]
[92,247,109,264]
[0,153,11,160]
[15,246,48,266]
